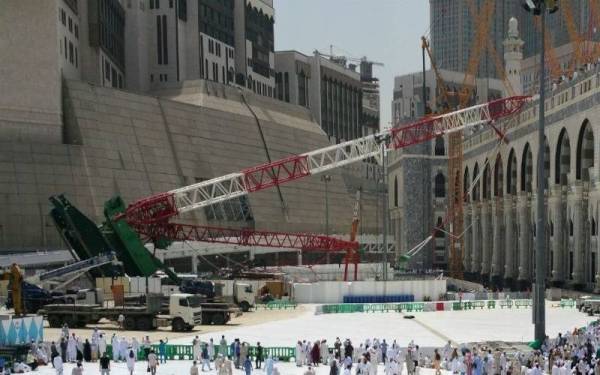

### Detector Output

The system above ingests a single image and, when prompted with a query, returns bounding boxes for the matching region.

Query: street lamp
[522,0,557,344]
[374,133,392,281]
[321,174,332,263]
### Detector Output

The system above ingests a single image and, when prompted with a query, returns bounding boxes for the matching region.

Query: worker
[208,338,215,361]
[265,355,274,375]
[201,343,211,371]
[126,347,136,375]
[243,355,253,375]
[61,323,69,339]
[255,342,264,369]
[71,361,83,375]
[158,338,168,364]
[142,336,151,360]
[190,360,199,375]
[99,352,110,375]
[192,336,201,361]
[53,353,64,375]
[67,334,77,363]
[219,335,227,358]
[147,350,158,375]
[8,263,23,315]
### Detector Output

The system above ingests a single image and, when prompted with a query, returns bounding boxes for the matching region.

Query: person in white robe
[67,334,77,362]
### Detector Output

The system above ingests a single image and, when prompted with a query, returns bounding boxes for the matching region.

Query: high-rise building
[429,0,591,79]
[274,51,366,143]
[234,0,275,97]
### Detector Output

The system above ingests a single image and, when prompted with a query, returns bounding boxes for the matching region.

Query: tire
[136,317,152,331]
[211,314,225,325]
[239,301,251,312]
[48,316,62,328]
[124,317,136,330]
[172,317,186,332]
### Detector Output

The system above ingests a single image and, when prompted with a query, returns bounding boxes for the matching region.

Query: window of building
[150,0,154,9]
[156,0,160,8]
[74,24,79,39]
[150,74,154,82]
[162,15,168,64]
[64,37,67,59]
[118,74,123,88]
[592,218,597,236]
[222,66,225,84]
[68,17,72,32]
[75,47,78,67]
[111,68,118,88]
[570,219,574,236]
[205,60,209,80]
[156,15,162,64]
[105,60,111,80]
[169,0,173,8]
[216,44,221,57]
[434,137,445,156]
[284,72,289,102]
[434,172,445,198]
[68,41,74,64]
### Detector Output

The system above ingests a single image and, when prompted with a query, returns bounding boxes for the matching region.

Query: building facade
[275,51,374,143]
[461,65,600,291]
[429,0,592,80]
[234,0,275,97]
[388,68,505,270]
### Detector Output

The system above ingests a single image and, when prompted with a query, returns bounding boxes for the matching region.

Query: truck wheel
[48,317,62,328]
[239,301,251,312]
[136,317,152,331]
[172,318,186,332]
[124,317,136,330]
[211,314,225,325]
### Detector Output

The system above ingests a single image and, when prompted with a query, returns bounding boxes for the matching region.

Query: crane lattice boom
[121,96,529,251]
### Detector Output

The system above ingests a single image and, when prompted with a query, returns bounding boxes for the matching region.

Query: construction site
[2,0,600,373]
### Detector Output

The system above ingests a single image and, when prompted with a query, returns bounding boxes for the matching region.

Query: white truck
[39,291,202,331]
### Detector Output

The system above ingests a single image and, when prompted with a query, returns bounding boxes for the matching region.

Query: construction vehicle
[39,291,203,331]
[48,97,528,295]
[4,252,119,314]
[179,279,255,312]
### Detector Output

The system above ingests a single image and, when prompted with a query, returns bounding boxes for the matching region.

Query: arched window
[434,137,445,156]
[394,176,399,207]
[435,173,446,198]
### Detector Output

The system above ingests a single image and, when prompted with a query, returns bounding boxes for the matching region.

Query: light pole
[375,134,391,281]
[522,0,557,344]
[321,174,332,263]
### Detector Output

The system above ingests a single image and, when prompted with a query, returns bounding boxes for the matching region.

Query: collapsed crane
[51,96,529,282]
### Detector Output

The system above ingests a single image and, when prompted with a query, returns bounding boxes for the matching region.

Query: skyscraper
[429,0,591,79]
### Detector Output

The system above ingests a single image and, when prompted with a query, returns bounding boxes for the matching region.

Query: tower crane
[562,0,586,76]
[116,96,528,271]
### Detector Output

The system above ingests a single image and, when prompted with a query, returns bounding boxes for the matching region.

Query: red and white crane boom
[121,96,529,253]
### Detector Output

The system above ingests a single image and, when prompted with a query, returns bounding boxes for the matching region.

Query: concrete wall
[292,279,447,304]
[0,78,380,251]
[0,0,63,144]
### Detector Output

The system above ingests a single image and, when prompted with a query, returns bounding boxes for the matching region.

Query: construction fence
[316,298,576,314]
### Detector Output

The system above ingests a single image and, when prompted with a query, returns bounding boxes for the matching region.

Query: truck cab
[168,293,203,331]
[233,283,255,312]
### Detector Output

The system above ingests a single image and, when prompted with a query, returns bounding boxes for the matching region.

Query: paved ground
[32,302,594,375]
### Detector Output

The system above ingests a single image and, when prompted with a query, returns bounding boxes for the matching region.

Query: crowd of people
[9,319,600,375]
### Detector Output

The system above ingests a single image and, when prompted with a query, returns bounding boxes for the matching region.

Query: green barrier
[472,301,485,309]
[106,344,297,362]
[487,300,496,309]
[560,299,575,308]
[413,303,424,312]
[500,300,513,309]
[264,300,297,310]
[452,302,462,310]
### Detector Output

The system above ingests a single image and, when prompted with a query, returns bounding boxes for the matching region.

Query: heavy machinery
[49,96,529,291]
[343,189,362,281]
[39,290,203,331]
[3,252,119,314]
[179,279,255,312]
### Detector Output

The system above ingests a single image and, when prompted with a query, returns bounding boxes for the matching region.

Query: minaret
[503,17,524,96]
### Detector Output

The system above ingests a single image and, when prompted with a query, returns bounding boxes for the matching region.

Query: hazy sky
[273,0,430,129]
